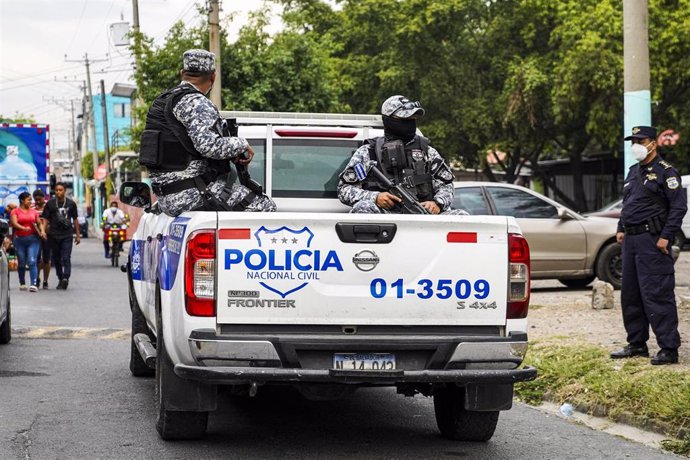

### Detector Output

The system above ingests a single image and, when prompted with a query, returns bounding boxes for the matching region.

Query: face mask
[631,142,650,162]
[382,115,417,141]
[110,207,117,213]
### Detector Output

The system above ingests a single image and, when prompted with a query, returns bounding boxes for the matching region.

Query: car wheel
[433,385,499,442]
[558,276,596,289]
[0,298,10,345]
[596,242,622,290]
[155,290,208,440]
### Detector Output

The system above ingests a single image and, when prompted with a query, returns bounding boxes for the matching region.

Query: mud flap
[464,383,513,411]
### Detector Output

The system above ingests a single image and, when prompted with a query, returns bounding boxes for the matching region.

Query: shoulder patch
[659,160,672,169]
[341,168,359,184]
[666,176,680,190]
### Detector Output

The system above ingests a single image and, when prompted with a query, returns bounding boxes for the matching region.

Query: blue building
[92,83,136,152]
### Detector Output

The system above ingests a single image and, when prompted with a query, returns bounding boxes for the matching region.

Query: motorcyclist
[101,201,128,258]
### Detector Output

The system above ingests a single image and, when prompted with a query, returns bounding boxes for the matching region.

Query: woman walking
[10,192,46,292]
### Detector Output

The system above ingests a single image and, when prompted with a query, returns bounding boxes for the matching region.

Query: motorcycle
[104,223,127,267]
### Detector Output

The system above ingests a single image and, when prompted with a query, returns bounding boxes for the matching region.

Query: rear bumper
[179,328,536,385]
[174,363,537,385]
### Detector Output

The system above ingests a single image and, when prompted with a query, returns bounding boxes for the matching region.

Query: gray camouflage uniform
[337,143,467,215]
[150,49,276,216]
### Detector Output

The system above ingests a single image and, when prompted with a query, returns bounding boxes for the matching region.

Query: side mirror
[0,219,8,237]
[119,182,152,209]
[557,207,573,220]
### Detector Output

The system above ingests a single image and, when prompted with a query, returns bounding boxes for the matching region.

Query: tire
[595,242,622,290]
[433,385,499,442]
[0,298,10,345]
[558,276,596,289]
[674,232,686,250]
[129,286,154,377]
[155,291,208,440]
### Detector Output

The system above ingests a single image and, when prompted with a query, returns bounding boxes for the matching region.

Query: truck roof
[219,111,384,128]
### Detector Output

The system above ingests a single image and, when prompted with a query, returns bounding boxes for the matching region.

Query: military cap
[381,95,425,119]
[624,125,657,141]
[183,49,215,73]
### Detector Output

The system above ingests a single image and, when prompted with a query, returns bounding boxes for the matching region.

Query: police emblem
[440,169,453,181]
[666,177,680,189]
[343,170,358,183]
[632,127,640,134]
[411,149,424,161]
[646,173,657,181]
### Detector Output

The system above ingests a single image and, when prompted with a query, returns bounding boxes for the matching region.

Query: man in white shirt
[101,201,128,258]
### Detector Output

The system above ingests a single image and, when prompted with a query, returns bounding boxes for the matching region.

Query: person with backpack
[41,182,80,290]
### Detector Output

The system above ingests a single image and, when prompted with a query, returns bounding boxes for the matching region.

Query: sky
[0,0,279,155]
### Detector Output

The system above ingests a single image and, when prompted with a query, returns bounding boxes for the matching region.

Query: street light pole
[209,0,222,107]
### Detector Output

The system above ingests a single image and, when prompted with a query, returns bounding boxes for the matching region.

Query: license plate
[333,353,396,370]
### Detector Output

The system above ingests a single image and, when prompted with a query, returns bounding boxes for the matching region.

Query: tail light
[507,233,530,319]
[185,230,216,316]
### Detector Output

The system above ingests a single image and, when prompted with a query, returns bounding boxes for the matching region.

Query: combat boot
[651,349,679,365]
[610,343,649,359]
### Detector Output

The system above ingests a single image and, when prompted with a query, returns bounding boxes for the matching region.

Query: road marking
[12,326,130,340]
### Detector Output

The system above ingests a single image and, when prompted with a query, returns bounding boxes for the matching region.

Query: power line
[65,0,90,56]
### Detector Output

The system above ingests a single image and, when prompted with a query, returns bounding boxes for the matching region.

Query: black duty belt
[152,171,216,195]
[624,222,655,236]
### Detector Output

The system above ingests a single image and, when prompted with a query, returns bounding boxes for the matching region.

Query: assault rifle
[225,119,264,195]
[359,161,430,214]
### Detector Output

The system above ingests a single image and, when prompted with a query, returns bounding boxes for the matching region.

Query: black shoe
[57,279,68,290]
[610,343,649,359]
[651,349,679,365]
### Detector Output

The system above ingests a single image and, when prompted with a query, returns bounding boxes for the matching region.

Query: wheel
[595,242,622,290]
[558,275,596,289]
[155,292,208,440]
[433,385,499,442]
[112,252,119,267]
[674,232,686,250]
[129,286,154,377]
[0,298,10,345]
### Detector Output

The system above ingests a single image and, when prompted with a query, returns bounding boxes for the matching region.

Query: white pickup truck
[120,112,537,441]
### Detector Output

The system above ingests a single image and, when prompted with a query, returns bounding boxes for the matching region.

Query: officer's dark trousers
[621,232,681,350]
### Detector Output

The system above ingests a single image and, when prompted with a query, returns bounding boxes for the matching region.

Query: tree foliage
[130,0,690,210]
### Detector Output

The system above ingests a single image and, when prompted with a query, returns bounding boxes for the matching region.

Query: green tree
[0,113,36,123]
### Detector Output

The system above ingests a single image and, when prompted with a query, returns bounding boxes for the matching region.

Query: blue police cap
[624,126,657,141]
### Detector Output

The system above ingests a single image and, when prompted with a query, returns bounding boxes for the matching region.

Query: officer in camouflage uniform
[611,126,687,365]
[141,49,276,216]
[337,95,467,215]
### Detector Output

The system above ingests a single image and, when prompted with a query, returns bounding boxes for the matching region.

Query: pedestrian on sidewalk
[32,189,51,289]
[41,182,80,290]
[10,192,46,292]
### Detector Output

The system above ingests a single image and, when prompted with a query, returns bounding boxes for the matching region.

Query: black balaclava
[382,115,417,142]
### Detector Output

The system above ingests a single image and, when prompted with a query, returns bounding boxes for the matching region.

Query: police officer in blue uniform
[611,126,687,365]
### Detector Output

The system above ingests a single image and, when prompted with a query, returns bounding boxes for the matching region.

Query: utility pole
[623,0,652,172]
[100,79,111,179]
[208,0,222,107]
[131,0,148,181]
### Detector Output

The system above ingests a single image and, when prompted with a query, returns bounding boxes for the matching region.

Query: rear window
[271,139,358,198]
[224,139,265,186]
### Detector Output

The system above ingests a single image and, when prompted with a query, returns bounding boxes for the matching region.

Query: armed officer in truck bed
[611,125,687,365]
[337,95,467,215]
[140,49,276,216]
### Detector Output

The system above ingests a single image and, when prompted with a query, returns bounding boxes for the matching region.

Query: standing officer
[338,95,466,215]
[611,126,687,365]
[140,49,276,216]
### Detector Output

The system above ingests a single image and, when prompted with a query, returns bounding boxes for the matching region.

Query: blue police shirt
[618,155,687,240]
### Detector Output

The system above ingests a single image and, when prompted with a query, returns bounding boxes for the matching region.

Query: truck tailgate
[215,213,509,326]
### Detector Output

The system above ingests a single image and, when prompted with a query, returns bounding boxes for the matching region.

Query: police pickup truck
[120,112,537,441]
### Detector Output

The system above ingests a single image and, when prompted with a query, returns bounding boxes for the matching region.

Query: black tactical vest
[140,84,211,172]
[361,136,434,201]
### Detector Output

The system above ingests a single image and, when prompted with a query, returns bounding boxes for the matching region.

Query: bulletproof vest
[140,84,214,172]
[361,136,434,201]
